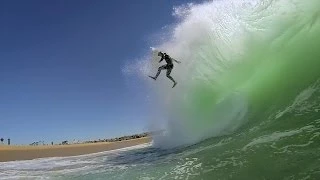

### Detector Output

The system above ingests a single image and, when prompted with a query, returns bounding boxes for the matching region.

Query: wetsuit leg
[166,67,176,84]
[154,65,167,79]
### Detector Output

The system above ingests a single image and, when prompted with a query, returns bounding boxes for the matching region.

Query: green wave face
[146,0,320,147]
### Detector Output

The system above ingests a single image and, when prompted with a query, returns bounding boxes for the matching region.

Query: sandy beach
[0,137,151,162]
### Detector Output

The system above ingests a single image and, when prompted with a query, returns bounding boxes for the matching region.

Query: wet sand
[0,137,151,162]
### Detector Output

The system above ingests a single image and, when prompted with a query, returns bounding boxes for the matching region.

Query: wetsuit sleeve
[159,57,164,63]
[173,58,181,63]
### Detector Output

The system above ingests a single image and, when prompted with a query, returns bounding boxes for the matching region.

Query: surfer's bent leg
[166,67,176,84]
[154,65,166,79]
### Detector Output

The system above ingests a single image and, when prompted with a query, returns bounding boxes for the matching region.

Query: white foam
[0,143,151,174]
[242,125,315,150]
[276,80,319,119]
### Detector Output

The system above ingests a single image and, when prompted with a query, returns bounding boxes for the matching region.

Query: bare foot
[172,82,177,88]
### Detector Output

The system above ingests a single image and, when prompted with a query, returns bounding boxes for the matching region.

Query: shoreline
[0,137,152,162]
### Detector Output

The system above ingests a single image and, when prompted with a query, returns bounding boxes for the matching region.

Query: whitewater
[1,0,320,179]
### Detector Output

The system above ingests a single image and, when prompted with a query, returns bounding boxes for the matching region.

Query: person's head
[158,51,163,56]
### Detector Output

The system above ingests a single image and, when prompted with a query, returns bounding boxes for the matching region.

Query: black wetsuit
[160,54,174,69]
[152,53,177,86]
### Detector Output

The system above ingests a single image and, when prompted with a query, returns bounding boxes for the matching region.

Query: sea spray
[123,0,320,148]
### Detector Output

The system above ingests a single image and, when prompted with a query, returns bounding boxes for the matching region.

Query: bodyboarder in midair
[149,51,181,88]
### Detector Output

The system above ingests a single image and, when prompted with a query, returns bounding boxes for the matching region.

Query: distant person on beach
[149,51,181,88]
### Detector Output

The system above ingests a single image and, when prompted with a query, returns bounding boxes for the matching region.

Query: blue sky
[0,0,193,144]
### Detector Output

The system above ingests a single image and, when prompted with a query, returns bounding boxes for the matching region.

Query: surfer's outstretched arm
[173,59,181,64]
[159,57,164,63]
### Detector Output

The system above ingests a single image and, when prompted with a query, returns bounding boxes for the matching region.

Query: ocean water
[2,0,320,179]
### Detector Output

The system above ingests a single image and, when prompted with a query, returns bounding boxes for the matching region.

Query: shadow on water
[105,135,227,166]
[105,146,188,166]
